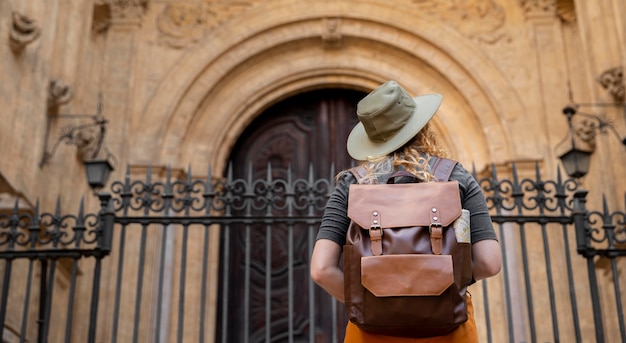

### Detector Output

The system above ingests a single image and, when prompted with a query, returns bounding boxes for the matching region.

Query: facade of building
[1,0,624,342]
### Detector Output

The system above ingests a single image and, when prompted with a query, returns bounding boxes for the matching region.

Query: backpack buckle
[429,223,442,233]
[369,224,383,238]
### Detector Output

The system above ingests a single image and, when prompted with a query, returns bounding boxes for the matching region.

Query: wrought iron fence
[0,162,624,342]
[0,194,114,342]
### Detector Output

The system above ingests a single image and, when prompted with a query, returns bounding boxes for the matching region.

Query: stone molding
[520,0,556,17]
[9,11,40,52]
[597,66,624,102]
[93,0,149,28]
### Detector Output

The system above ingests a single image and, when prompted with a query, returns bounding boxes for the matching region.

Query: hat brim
[346,93,442,160]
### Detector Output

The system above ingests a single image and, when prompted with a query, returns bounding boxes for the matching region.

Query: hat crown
[357,81,417,142]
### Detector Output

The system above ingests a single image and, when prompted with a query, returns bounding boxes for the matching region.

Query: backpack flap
[361,254,454,297]
[347,181,462,229]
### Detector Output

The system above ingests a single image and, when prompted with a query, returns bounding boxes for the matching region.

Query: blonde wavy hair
[339,123,448,184]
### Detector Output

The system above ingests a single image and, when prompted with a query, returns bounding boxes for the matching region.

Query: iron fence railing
[0,162,624,342]
[0,193,114,342]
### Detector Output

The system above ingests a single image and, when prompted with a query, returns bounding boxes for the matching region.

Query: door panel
[220,89,363,342]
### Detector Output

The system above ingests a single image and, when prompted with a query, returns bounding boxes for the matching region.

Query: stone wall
[0,0,624,342]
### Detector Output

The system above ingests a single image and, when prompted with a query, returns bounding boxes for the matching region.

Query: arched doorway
[218,88,364,342]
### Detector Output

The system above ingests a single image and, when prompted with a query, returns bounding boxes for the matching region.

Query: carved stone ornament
[48,78,74,110]
[9,12,41,52]
[572,118,597,151]
[157,1,252,49]
[412,0,507,43]
[555,117,596,158]
[321,18,342,49]
[157,3,208,49]
[520,0,557,17]
[597,66,624,101]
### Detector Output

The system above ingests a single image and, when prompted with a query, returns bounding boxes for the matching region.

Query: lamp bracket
[39,94,116,168]
[563,102,626,146]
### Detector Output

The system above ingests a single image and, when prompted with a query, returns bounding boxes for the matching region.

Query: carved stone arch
[134,0,528,173]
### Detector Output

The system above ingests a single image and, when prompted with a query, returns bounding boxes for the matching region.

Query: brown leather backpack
[343,158,473,337]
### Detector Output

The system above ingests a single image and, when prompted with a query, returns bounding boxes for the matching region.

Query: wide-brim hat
[347,80,442,160]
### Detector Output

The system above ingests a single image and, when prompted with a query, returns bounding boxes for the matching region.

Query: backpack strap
[349,166,368,184]
[431,157,457,182]
[350,157,457,184]
[429,157,458,255]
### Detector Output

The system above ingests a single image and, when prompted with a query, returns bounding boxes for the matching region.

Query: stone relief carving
[321,18,342,49]
[412,0,507,43]
[157,3,208,49]
[572,118,597,151]
[597,66,624,102]
[9,12,41,52]
[520,0,556,17]
[157,1,253,49]
[47,78,74,110]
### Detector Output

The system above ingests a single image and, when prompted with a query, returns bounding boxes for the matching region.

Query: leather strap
[430,226,443,255]
[429,158,456,254]
[430,205,443,254]
[369,211,383,256]
[431,157,456,182]
[350,166,368,184]
[352,157,457,184]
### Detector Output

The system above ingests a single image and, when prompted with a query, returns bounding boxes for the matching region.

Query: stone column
[94,2,149,343]
[101,0,148,174]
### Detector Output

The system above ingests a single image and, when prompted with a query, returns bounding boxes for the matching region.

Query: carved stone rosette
[597,66,624,102]
[9,12,41,52]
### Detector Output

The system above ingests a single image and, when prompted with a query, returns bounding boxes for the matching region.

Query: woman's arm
[310,239,345,302]
[471,239,502,280]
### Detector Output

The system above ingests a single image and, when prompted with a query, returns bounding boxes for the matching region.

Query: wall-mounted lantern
[84,159,114,190]
[556,103,625,178]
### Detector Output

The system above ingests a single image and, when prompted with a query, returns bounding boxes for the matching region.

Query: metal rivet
[373,211,378,216]
[373,220,378,224]
[433,216,438,221]
[432,208,437,212]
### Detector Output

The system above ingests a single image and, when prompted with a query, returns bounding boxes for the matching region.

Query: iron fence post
[573,189,605,342]
[96,192,114,255]
[573,190,591,257]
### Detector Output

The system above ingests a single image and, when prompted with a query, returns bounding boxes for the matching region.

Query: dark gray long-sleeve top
[316,162,498,245]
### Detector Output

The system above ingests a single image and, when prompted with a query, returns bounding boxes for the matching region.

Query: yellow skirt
[344,294,478,343]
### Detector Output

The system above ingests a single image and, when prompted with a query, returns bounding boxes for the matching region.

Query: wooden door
[219,89,364,342]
